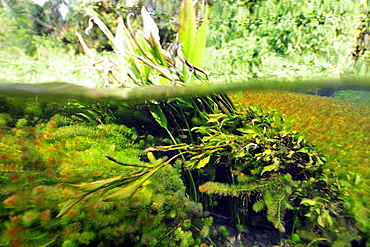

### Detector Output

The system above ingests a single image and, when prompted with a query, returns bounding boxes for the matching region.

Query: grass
[204,0,368,83]
[0,39,105,88]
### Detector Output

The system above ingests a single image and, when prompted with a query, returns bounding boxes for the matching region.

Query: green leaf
[148,103,168,129]
[114,16,129,84]
[263,149,272,155]
[291,233,302,243]
[300,198,316,206]
[141,7,161,47]
[317,215,325,227]
[179,0,196,61]
[147,152,156,163]
[237,128,258,136]
[196,155,211,169]
[103,151,184,201]
[207,113,227,123]
[57,176,125,217]
[322,209,333,227]
[123,50,173,81]
[260,162,278,175]
[57,192,89,217]
[190,153,206,160]
[192,6,208,67]
[297,147,309,153]
[102,170,154,201]
[184,159,199,168]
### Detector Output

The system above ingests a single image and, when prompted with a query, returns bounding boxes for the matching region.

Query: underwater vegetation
[231,90,370,244]
[331,90,370,104]
[0,110,216,247]
[0,92,368,246]
[1,0,369,245]
[147,107,362,246]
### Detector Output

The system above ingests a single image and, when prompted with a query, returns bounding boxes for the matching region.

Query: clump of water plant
[232,90,370,245]
[331,90,370,104]
[0,112,219,246]
[147,106,358,245]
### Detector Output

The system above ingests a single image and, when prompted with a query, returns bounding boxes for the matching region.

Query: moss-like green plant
[0,113,215,246]
[331,90,370,104]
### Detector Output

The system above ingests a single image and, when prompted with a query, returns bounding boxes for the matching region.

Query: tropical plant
[78,1,207,87]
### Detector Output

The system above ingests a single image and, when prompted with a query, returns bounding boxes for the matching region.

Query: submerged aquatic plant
[232,90,370,244]
[1,0,368,246]
[0,112,217,247]
[147,107,357,245]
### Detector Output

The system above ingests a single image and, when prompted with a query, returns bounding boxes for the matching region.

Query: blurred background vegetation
[1,0,370,87]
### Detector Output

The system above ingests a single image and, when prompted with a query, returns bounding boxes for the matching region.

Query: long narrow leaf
[114,16,129,84]
[57,192,89,217]
[140,8,169,69]
[192,6,208,67]
[116,49,173,80]
[85,16,116,45]
[57,173,143,217]
[141,7,161,48]
[179,0,196,61]
[102,167,157,201]
[75,31,95,62]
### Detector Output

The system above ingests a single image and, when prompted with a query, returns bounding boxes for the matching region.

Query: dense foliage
[147,107,360,246]
[0,99,217,247]
[205,0,369,81]
[232,90,370,244]
[1,0,370,246]
[1,96,364,246]
[332,89,370,104]
[2,0,370,85]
